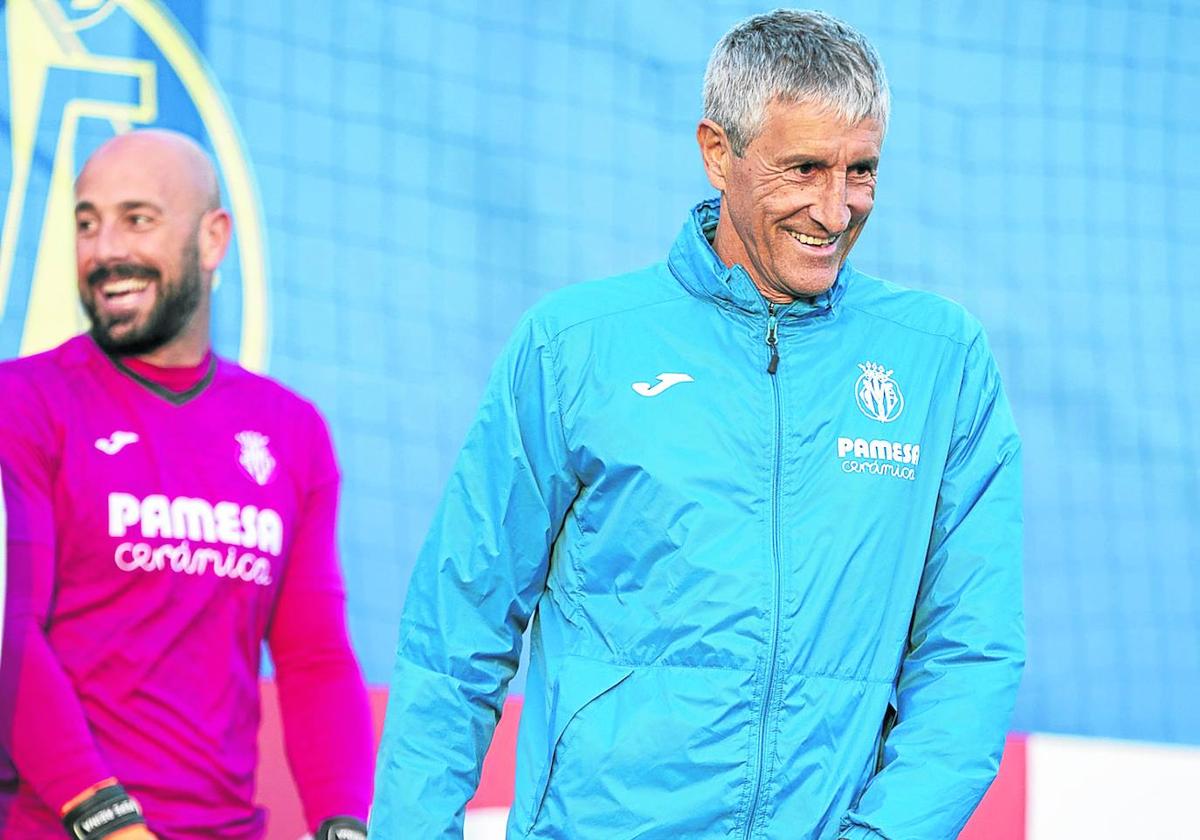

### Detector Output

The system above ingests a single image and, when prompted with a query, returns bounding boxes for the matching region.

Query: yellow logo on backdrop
[0,0,269,370]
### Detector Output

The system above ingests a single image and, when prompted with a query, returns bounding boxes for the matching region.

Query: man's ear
[697,118,734,193]
[198,208,232,272]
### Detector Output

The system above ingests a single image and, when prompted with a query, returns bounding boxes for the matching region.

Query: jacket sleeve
[370,313,579,838]
[840,329,1025,840]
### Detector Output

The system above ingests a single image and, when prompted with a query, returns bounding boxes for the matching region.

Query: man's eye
[795,163,816,175]
[76,218,96,233]
[851,165,876,178]
[129,214,153,226]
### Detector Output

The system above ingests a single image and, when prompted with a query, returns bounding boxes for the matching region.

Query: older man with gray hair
[372,9,1023,840]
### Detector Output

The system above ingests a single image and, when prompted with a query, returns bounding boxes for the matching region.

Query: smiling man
[74,132,219,364]
[373,10,1023,840]
[0,131,372,840]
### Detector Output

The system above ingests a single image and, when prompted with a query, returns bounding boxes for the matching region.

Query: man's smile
[786,229,841,251]
[99,277,151,298]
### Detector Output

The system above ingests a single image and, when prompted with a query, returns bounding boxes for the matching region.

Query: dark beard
[84,241,203,357]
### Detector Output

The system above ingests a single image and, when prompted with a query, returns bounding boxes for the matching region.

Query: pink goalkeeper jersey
[0,335,373,839]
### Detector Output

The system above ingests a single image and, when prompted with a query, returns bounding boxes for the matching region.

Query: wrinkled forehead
[757,97,885,154]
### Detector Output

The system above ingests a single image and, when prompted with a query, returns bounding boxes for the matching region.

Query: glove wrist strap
[61,783,145,839]
[315,815,368,840]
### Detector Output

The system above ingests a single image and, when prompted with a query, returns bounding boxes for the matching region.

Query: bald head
[77,129,221,214]
[73,129,232,365]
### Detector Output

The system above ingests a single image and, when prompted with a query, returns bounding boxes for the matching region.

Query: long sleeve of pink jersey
[0,369,114,813]
[2,540,113,812]
[266,407,373,829]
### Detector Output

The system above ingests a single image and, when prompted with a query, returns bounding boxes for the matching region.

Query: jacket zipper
[744,303,784,839]
[766,306,780,374]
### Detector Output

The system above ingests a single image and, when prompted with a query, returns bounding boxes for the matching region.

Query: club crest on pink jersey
[236,431,276,486]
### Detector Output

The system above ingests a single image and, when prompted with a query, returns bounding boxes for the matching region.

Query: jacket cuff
[837,823,888,840]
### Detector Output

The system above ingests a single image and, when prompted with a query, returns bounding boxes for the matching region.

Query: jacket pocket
[524,656,634,834]
[874,684,899,774]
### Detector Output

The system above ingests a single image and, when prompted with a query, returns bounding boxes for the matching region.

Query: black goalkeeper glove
[315,815,368,840]
[60,783,151,839]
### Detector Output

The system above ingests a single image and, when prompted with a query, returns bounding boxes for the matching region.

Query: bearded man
[0,130,373,840]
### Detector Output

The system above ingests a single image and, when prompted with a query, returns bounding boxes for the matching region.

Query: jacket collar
[667,197,849,318]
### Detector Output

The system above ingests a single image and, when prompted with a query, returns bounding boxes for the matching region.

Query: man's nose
[88,222,130,264]
[809,173,852,234]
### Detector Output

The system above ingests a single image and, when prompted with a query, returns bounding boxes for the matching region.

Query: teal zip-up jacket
[372,199,1024,840]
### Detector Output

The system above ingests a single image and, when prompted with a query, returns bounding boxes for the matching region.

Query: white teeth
[788,230,838,246]
[102,279,150,297]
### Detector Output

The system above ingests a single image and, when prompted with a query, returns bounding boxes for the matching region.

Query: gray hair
[703,9,890,156]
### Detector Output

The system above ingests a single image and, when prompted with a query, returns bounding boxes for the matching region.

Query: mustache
[87,263,160,288]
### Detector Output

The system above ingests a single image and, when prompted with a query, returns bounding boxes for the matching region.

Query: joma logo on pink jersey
[108,493,284,556]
